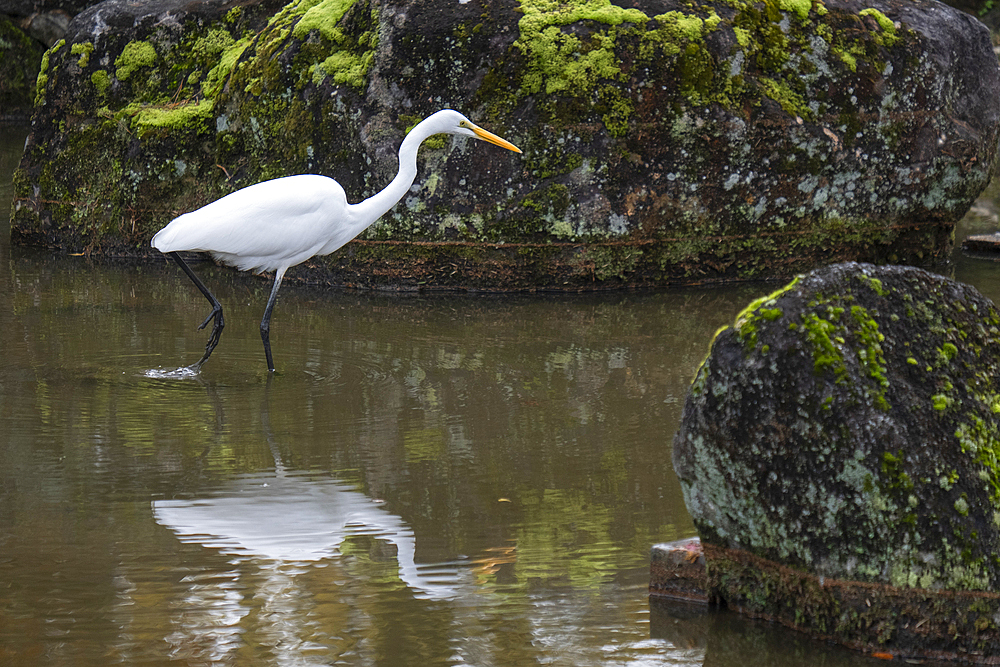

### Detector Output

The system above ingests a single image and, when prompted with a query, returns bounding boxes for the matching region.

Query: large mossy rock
[10,0,1000,290]
[673,262,1000,658]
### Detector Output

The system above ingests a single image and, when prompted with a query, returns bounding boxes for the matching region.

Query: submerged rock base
[706,543,1000,663]
[11,206,957,292]
[273,222,957,291]
[649,538,708,604]
[963,233,1000,256]
[650,537,1000,662]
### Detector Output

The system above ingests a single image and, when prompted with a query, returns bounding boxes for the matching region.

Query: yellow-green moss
[200,36,251,97]
[245,0,376,92]
[314,49,374,89]
[778,0,813,21]
[513,0,731,135]
[291,0,357,40]
[71,41,94,68]
[735,276,802,348]
[132,99,215,135]
[90,69,110,93]
[859,8,900,47]
[759,75,811,120]
[35,39,65,106]
[115,41,157,81]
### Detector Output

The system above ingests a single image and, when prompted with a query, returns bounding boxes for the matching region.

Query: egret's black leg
[260,268,287,372]
[170,252,224,368]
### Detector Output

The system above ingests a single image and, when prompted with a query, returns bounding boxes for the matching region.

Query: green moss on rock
[133,99,216,136]
[115,41,158,81]
[71,41,95,68]
[34,39,64,107]
[90,69,111,94]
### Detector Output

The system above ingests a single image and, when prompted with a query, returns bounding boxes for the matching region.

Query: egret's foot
[198,306,223,331]
[195,306,225,367]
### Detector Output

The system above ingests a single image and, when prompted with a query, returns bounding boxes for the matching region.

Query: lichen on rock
[673,262,1000,657]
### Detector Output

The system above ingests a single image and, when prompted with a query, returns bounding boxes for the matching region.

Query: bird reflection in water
[152,473,467,601]
[149,377,479,661]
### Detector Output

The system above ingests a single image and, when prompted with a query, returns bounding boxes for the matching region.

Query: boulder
[0,1,104,83]
[673,262,1000,659]
[21,9,72,46]
[964,232,1000,255]
[9,0,1000,290]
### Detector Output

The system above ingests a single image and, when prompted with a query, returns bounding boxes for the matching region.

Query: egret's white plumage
[154,175,352,273]
[152,109,521,372]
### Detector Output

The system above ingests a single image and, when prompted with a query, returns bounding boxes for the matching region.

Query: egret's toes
[198,307,221,331]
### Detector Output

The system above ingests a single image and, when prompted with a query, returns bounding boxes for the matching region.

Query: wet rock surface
[673,262,1000,659]
[964,233,1000,255]
[9,0,1000,289]
[650,537,709,603]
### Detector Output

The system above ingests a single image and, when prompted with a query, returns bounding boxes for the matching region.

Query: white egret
[152,109,521,372]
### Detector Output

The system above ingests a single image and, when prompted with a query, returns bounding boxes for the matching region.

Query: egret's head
[423,109,522,153]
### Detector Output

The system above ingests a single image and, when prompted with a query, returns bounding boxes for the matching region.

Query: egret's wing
[153,175,349,272]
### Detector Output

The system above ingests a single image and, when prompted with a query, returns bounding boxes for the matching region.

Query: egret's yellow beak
[472,125,522,153]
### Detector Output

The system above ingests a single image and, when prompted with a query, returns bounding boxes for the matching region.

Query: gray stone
[23,9,71,45]
[0,0,94,19]
[672,262,1000,658]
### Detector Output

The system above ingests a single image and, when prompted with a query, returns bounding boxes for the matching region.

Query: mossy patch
[859,8,900,47]
[71,41,95,68]
[510,0,733,134]
[90,69,111,94]
[290,0,376,88]
[34,39,65,106]
[115,41,158,81]
[735,277,801,348]
[132,99,216,136]
[245,0,377,92]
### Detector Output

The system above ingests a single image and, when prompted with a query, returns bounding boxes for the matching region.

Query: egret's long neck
[350,128,426,226]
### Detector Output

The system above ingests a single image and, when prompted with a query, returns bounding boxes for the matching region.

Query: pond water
[2,123,998,667]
